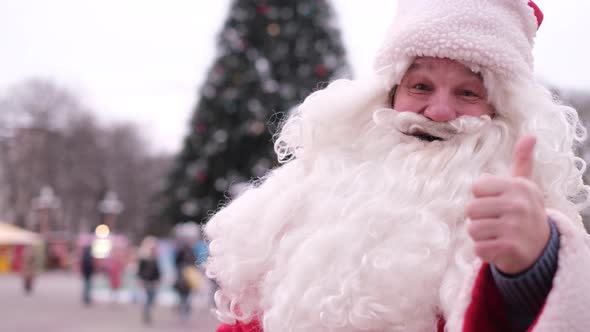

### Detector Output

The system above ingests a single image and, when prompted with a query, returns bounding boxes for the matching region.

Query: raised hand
[465,135,550,275]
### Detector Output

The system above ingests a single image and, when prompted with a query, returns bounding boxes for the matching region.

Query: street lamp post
[98,191,123,232]
[32,186,61,236]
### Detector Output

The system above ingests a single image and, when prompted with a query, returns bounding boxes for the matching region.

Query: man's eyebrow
[464,68,484,81]
[407,62,426,72]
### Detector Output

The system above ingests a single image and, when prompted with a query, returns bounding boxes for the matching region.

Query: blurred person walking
[136,236,161,324]
[21,246,38,294]
[80,246,95,305]
[107,248,125,303]
[195,236,216,307]
[173,243,197,322]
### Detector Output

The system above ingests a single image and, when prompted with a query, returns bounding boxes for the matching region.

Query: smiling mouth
[405,130,444,142]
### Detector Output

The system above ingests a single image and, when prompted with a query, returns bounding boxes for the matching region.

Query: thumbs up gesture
[465,135,550,275]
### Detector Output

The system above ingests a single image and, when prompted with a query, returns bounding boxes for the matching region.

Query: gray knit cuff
[491,219,560,316]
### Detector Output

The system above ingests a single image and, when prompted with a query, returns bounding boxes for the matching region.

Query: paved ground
[0,272,220,332]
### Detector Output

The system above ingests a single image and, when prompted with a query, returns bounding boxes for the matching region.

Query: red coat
[215,264,523,332]
[213,209,590,332]
[216,320,448,332]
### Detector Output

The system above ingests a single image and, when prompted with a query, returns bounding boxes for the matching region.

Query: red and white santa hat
[374,0,544,84]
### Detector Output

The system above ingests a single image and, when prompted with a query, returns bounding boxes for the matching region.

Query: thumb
[511,135,537,178]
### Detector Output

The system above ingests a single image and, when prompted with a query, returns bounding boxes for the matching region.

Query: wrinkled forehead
[390,56,506,112]
[387,56,485,86]
[405,57,484,80]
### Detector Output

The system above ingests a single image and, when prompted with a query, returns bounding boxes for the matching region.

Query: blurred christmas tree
[155,0,350,230]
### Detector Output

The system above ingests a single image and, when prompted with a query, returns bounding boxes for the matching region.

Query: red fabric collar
[216,319,262,332]
[462,263,513,332]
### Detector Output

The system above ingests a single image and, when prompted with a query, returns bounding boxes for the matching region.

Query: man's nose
[423,94,457,122]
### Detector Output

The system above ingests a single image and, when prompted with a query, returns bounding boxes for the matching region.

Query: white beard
[206,108,515,332]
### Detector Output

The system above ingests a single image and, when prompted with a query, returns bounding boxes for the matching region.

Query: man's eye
[461,90,478,97]
[412,83,429,91]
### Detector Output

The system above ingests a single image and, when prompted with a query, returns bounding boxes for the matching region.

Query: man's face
[393,57,495,122]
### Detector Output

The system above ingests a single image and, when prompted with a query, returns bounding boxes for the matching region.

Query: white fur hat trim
[374,0,539,82]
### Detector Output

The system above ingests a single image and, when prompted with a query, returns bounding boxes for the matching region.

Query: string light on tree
[267,23,281,37]
[158,0,350,227]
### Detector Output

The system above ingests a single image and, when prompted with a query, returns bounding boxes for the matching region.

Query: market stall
[0,222,43,273]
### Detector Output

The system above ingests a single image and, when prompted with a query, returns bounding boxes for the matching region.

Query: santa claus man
[205,1,590,331]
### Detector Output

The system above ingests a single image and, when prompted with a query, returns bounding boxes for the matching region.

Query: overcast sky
[1,0,589,153]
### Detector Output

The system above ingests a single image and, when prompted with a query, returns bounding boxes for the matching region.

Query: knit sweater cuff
[491,219,560,317]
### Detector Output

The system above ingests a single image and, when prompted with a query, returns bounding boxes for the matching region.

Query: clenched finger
[472,175,513,198]
[473,240,503,263]
[468,218,501,241]
[465,197,505,219]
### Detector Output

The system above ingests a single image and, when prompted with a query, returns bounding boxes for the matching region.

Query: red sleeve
[216,319,263,332]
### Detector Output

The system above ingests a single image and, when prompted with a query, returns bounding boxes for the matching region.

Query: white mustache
[372,108,492,140]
